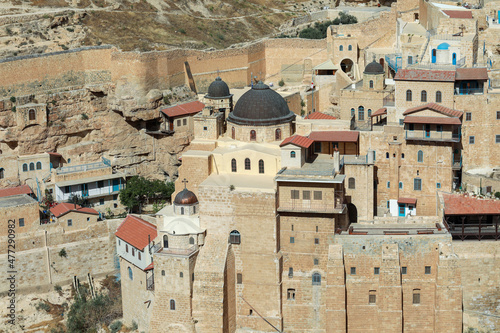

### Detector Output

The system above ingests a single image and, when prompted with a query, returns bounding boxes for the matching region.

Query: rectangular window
[183,118,187,125]
[469,136,475,144]
[64,186,71,194]
[436,183,441,189]
[97,180,104,188]
[314,238,319,245]
[387,201,390,208]
[291,190,299,199]
[288,267,293,278]
[496,135,500,144]
[303,190,311,200]
[67,219,73,227]
[350,267,356,275]
[313,191,322,200]
[287,289,296,300]
[497,111,500,120]
[314,142,322,153]
[126,244,128,253]
[408,56,413,65]
[290,237,295,244]
[100,198,105,205]
[138,251,141,260]
[413,292,421,304]
[409,123,414,131]
[369,294,376,304]
[414,178,422,191]
[374,267,380,275]
[466,112,472,121]
[425,266,431,274]
[19,218,25,227]
[203,126,207,131]
[436,125,443,132]
[402,266,407,274]
[177,119,181,127]
[237,273,242,284]
[387,181,390,188]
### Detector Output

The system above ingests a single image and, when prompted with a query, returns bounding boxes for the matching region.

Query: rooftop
[308,131,359,143]
[442,10,473,19]
[277,154,345,181]
[201,173,276,192]
[394,69,455,82]
[442,193,500,215]
[0,185,33,198]
[305,112,337,120]
[280,135,314,149]
[115,215,158,250]
[55,172,126,187]
[403,103,463,118]
[161,100,205,118]
[50,202,99,218]
[0,194,37,208]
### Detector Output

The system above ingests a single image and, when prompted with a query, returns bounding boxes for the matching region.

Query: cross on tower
[459,24,466,36]
[182,178,188,189]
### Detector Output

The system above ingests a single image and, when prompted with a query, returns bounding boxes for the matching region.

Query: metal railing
[454,87,484,95]
[385,53,402,72]
[146,273,154,291]
[405,130,460,142]
[56,161,109,175]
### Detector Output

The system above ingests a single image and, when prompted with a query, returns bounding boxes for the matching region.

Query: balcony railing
[146,273,154,291]
[454,87,484,95]
[385,53,402,72]
[405,130,460,143]
[57,161,109,175]
[157,245,199,256]
[278,195,345,214]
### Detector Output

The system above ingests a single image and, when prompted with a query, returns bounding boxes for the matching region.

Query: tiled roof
[305,112,337,120]
[0,185,33,198]
[394,69,455,82]
[403,116,461,125]
[115,215,157,250]
[455,68,488,81]
[50,202,99,218]
[370,107,387,117]
[308,131,359,143]
[403,103,463,118]
[398,197,417,205]
[442,10,473,19]
[280,135,314,149]
[144,262,154,271]
[161,100,205,118]
[442,193,500,215]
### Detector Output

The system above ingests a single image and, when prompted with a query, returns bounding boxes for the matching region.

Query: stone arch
[347,203,357,224]
[340,58,354,75]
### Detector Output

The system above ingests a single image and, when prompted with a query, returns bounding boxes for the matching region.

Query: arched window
[351,108,355,117]
[369,80,374,89]
[259,160,264,174]
[348,177,355,189]
[413,289,421,304]
[229,230,241,244]
[28,109,36,121]
[406,90,412,102]
[231,158,237,172]
[290,151,296,158]
[180,207,184,215]
[386,152,389,159]
[339,45,343,51]
[180,272,184,278]
[189,237,195,245]
[245,158,251,170]
[0,168,4,179]
[231,127,235,139]
[128,267,133,280]
[348,45,352,51]
[417,150,423,163]
[358,106,364,121]
[22,163,28,172]
[408,56,413,65]
[312,273,321,285]
[421,90,427,102]
[170,299,176,310]
[436,91,442,103]
[250,130,256,141]
[29,162,35,171]
[275,128,281,141]
[36,162,42,170]
[368,109,372,117]
[163,235,168,248]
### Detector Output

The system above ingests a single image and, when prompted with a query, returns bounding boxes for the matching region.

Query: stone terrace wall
[0,218,121,294]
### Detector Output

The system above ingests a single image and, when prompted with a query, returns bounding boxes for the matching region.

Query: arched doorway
[347,203,358,224]
[163,235,168,248]
[340,58,354,76]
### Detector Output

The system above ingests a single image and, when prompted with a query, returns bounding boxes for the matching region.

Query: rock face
[0,84,196,186]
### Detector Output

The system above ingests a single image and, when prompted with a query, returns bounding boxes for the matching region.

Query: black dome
[174,188,198,205]
[364,61,384,74]
[227,82,296,126]
[205,76,232,99]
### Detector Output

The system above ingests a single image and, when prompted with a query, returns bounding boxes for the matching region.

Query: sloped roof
[398,197,417,205]
[305,112,337,120]
[442,10,473,19]
[280,135,314,149]
[455,68,488,81]
[442,193,500,215]
[0,185,33,198]
[403,103,463,118]
[115,215,157,250]
[371,108,387,117]
[403,116,461,125]
[394,69,455,82]
[313,59,339,71]
[308,131,359,143]
[161,100,205,118]
[46,152,63,157]
[144,262,154,271]
[50,202,99,218]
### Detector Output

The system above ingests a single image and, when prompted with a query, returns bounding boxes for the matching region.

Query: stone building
[49,202,99,230]
[0,194,40,236]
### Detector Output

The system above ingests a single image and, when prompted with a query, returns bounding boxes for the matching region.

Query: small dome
[205,77,232,99]
[227,82,296,126]
[174,188,198,205]
[364,61,384,75]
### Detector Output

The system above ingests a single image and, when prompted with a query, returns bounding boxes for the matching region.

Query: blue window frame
[387,181,390,188]
[436,183,441,189]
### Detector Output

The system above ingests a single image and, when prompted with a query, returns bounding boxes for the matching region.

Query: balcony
[56,159,110,175]
[156,245,199,257]
[454,87,484,95]
[405,130,460,143]
[278,195,346,214]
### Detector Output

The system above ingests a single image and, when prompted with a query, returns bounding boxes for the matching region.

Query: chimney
[333,146,340,172]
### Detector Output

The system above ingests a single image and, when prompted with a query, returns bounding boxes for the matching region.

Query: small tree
[279,79,285,87]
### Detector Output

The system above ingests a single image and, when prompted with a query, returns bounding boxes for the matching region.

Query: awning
[370,108,387,118]
[398,197,417,205]
[403,116,461,125]
[313,59,339,71]
[308,131,359,143]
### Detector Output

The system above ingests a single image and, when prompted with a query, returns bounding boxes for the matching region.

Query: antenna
[239,296,282,333]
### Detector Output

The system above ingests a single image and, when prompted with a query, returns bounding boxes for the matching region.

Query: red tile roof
[161,100,205,118]
[0,185,33,198]
[403,116,462,125]
[442,10,473,19]
[305,112,337,120]
[144,262,154,271]
[398,197,417,205]
[442,193,500,215]
[50,202,99,218]
[115,215,157,250]
[455,68,488,81]
[308,131,359,143]
[403,103,463,118]
[394,69,455,82]
[280,135,314,149]
[371,107,387,118]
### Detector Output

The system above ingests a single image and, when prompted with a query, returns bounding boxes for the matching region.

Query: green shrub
[163,94,171,105]
[495,192,500,199]
[10,96,16,103]
[35,301,51,312]
[110,321,122,333]
[59,248,67,258]
[11,106,16,112]
[81,113,89,120]
[278,79,285,87]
